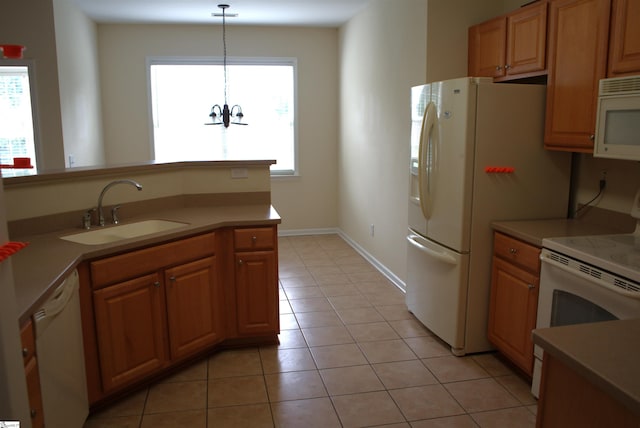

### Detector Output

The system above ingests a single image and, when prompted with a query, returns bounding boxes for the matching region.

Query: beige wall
[52,0,105,168]
[97,24,339,232]
[426,0,507,83]
[574,155,640,216]
[0,0,65,170]
[338,0,511,285]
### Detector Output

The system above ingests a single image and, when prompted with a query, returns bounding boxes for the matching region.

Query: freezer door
[405,231,470,355]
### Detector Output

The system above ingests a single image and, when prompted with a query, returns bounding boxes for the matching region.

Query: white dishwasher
[34,270,89,428]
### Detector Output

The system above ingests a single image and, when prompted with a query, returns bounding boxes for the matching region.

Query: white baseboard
[278,228,406,293]
[277,227,340,237]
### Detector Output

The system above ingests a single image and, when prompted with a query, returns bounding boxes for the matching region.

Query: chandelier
[206,4,247,128]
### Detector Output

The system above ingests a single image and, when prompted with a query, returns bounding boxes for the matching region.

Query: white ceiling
[73,0,375,27]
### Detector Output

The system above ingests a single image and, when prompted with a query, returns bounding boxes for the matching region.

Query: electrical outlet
[370,224,375,237]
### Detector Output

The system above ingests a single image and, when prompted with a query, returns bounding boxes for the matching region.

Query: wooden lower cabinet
[165,256,224,360]
[537,353,640,427]
[488,232,540,376]
[21,320,44,428]
[235,251,278,336]
[488,257,539,374]
[82,227,279,406]
[233,226,280,337]
[93,273,169,392]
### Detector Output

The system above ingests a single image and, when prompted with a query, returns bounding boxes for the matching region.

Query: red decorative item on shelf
[484,166,515,174]
[0,44,25,59]
[0,157,33,169]
[0,241,28,263]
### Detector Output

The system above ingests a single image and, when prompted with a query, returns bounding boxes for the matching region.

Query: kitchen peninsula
[4,160,281,414]
[533,319,640,427]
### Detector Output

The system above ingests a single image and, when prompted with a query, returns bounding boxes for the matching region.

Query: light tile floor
[84,234,537,428]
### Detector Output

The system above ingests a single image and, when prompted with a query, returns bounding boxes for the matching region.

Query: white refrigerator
[406,77,571,356]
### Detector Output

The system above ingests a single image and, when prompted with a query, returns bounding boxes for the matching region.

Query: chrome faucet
[97,179,143,226]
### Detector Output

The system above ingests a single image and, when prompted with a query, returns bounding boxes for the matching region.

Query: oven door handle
[541,254,640,300]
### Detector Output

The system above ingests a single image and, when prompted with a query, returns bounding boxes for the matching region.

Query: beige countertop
[11,203,281,325]
[492,216,633,247]
[533,319,640,416]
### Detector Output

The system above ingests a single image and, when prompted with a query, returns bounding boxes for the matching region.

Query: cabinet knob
[509,248,518,255]
[528,284,535,290]
[589,134,595,141]
[30,409,37,418]
[169,276,176,282]
[505,64,511,70]
[22,347,29,357]
[153,281,161,288]
[252,236,257,243]
[495,65,502,71]
[238,259,244,265]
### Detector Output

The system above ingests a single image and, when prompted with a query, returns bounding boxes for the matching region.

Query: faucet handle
[111,205,121,225]
[83,208,96,229]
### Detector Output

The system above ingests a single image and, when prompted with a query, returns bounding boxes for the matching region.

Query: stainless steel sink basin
[60,219,189,245]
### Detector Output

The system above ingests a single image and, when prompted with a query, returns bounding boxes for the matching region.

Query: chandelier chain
[222,6,228,104]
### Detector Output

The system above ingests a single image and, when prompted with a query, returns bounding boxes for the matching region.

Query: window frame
[0,59,42,175]
[146,56,299,176]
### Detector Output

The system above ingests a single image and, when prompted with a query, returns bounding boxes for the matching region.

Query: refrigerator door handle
[418,101,438,220]
[407,234,456,265]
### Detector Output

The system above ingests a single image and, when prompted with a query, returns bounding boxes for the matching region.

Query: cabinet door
[22,320,44,428]
[24,357,44,428]
[608,0,640,76]
[505,1,547,75]
[165,257,224,360]
[488,257,539,375]
[544,0,611,152]
[93,273,168,392]
[468,16,507,78]
[235,251,279,336]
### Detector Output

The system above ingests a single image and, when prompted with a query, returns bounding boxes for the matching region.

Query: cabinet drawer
[493,232,541,273]
[91,232,215,289]
[234,227,275,251]
[20,320,36,365]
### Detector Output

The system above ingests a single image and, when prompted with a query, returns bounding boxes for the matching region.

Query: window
[0,64,38,177]
[148,58,297,175]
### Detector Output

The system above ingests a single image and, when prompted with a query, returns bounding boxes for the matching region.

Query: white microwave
[594,75,640,161]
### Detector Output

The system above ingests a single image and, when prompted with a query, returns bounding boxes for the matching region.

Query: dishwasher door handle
[34,270,79,336]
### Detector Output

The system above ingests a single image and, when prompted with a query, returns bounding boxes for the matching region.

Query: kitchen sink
[60,219,189,245]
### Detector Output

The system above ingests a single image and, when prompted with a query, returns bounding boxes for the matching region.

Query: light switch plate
[231,168,248,179]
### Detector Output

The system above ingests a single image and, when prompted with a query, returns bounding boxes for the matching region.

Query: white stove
[531,190,640,397]
[542,232,640,284]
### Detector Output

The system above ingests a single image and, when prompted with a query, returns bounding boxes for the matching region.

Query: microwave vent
[599,76,640,96]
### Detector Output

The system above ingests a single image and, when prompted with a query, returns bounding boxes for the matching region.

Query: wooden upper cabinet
[469,16,507,78]
[468,1,547,80]
[505,1,548,76]
[608,0,640,76]
[544,0,611,152]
